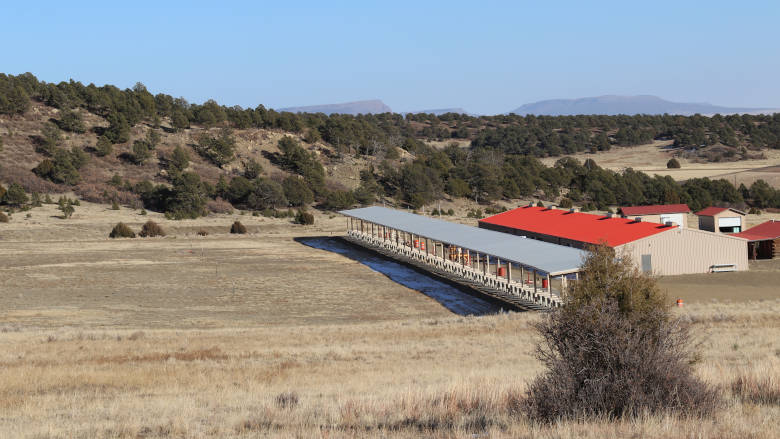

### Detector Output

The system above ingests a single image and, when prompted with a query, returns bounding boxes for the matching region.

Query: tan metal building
[479,205,748,275]
[618,227,748,274]
[696,207,746,233]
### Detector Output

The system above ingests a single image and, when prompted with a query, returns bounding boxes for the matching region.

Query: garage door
[719,217,741,227]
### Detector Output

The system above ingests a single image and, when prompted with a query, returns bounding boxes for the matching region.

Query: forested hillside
[1,72,780,218]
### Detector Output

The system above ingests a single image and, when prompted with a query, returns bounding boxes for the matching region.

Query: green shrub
[3,183,28,207]
[230,221,247,234]
[109,222,136,238]
[30,192,42,207]
[95,136,113,157]
[59,203,74,219]
[667,158,681,169]
[295,210,314,225]
[523,246,718,422]
[197,229,209,236]
[111,200,120,210]
[139,220,166,237]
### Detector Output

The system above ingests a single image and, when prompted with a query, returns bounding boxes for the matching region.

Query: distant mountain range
[277,95,778,117]
[510,95,778,116]
[407,108,468,115]
[277,100,469,116]
[278,99,392,115]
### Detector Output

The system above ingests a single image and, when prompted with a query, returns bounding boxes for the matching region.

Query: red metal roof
[479,206,675,247]
[695,206,746,216]
[695,206,728,216]
[730,220,780,242]
[620,204,690,216]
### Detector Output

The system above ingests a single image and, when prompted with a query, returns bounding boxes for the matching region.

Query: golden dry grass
[539,142,780,184]
[1,202,780,437]
[0,301,778,438]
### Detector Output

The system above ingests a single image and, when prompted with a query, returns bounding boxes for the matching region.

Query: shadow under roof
[340,206,587,275]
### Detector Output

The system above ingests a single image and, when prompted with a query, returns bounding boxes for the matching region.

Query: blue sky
[3,1,779,114]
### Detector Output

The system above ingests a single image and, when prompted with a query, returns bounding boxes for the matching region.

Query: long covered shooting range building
[479,205,748,275]
[340,206,587,309]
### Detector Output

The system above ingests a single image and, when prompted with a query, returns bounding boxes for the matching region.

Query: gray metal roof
[340,206,587,275]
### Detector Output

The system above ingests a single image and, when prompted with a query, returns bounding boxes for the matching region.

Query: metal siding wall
[620,229,748,275]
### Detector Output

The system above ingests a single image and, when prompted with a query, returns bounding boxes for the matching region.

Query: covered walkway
[340,206,587,308]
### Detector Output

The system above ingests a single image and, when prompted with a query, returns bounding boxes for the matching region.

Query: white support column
[533,270,538,295]
[507,262,512,283]
[496,258,501,279]
[547,274,551,293]
[520,265,524,286]
[484,254,488,275]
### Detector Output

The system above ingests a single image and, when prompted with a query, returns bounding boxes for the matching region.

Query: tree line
[3,73,780,159]
[2,72,780,217]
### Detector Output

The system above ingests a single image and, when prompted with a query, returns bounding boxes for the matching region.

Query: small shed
[696,207,746,234]
[731,220,780,259]
[620,204,691,228]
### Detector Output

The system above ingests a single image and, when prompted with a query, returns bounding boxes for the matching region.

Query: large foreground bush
[524,246,719,422]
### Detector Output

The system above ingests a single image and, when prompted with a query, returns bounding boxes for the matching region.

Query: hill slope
[511,95,776,116]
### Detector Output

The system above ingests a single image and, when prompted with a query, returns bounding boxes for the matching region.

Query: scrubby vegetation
[2,72,780,217]
[139,220,165,237]
[109,222,135,238]
[294,210,314,225]
[524,246,719,422]
[230,220,247,234]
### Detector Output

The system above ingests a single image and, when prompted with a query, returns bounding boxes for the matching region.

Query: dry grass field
[1,202,780,437]
[540,142,780,185]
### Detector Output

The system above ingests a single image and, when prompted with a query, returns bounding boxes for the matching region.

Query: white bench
[710,264,736,273]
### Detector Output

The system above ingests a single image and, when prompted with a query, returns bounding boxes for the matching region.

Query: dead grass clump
[109,222,135,238]
[230,220,247,234]
[94,347,227,365]
[731,374,780,405]
[74,184,139,206]
[275,391,299,409]
[0,164,64,194]
[0,211,8,223]
[207,197,233,214]
[139,220,166,237]
[128,331,145,341]
[197,228,209,236]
